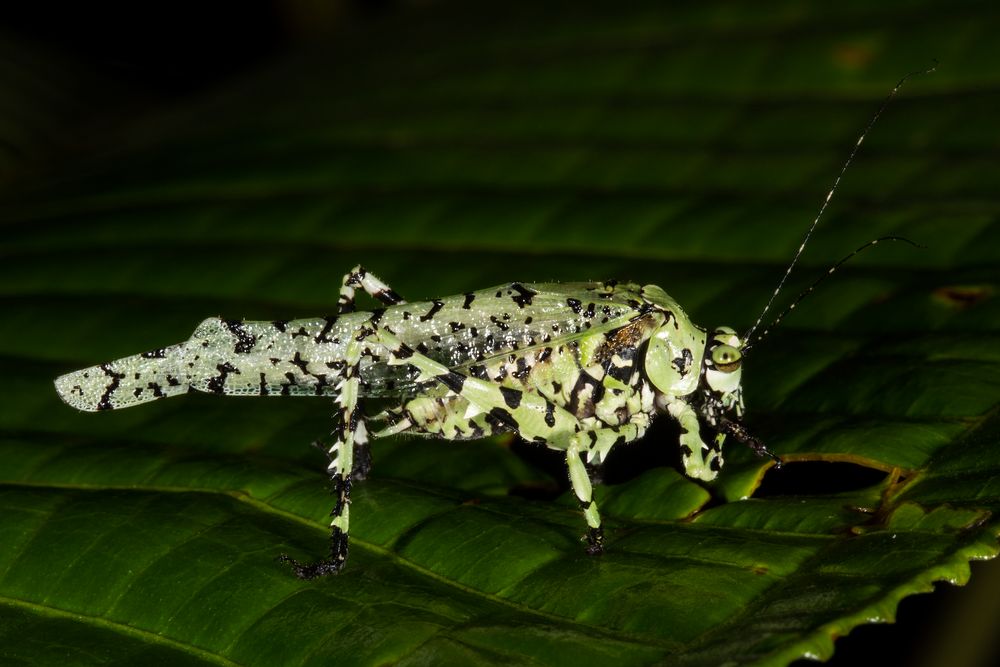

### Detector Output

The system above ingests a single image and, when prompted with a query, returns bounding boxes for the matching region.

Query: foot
[278,554,345,580]
[584,526,605,556]
[279,527,349,579]
[720,418,783,468]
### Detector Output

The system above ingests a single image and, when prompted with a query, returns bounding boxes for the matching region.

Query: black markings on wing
[224,320,257,354]
[511,357,531,380]
[290,351,310,375]
[96,364,126,411]
[281,372,298,395]
[419,300,445,322]
[186,318,358,398]
[314,316,339,343]
[509,283,537,308]
[359,282,645,397]
[56,347,193,412]
[489,315,511,332]
[206,362,239,394]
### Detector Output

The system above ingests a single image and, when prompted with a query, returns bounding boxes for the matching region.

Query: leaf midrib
[0,593,241,667]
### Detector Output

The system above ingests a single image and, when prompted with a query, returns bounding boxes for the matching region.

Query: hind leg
[279,318,381,579]
[336,268,403,480]
[338,265,405,313]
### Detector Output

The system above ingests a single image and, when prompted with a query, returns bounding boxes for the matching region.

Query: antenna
[741,236,921,352]
[741,62,937,349]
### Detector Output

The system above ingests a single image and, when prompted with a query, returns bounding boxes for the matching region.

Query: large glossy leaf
[2,1,999,665]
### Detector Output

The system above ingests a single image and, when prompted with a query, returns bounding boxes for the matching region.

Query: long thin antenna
[741,236,920,352]
[742,62,937,348]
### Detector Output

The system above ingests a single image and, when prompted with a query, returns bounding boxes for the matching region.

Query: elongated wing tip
[54,345,190,412]
[54,368,105,412]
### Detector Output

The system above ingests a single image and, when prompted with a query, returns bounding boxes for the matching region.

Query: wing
[359,281,647,397]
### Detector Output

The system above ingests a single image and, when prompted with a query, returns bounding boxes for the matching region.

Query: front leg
[338,265,406,314]
[666,398,721,481]
[719,417,783,468]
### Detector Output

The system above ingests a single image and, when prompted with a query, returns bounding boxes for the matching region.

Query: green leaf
[2,1,999,665]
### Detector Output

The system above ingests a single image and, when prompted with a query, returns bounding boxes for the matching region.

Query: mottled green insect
[54,69,928,579]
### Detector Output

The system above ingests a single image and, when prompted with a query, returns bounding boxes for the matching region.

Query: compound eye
[711,344,742,373]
